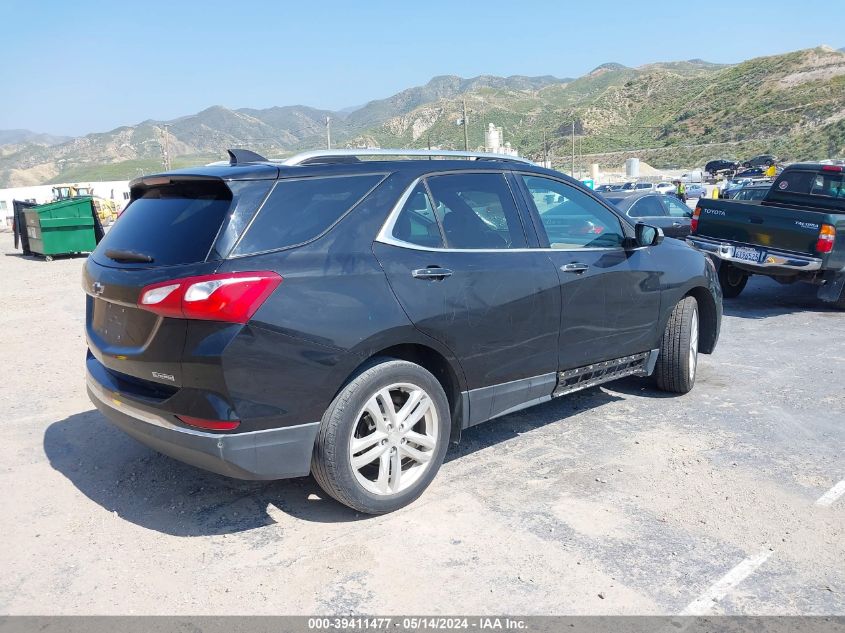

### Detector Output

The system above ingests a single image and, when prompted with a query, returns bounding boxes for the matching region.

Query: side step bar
[553,350,659,397]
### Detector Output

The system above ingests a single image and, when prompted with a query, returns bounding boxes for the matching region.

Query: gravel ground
[0,242,843,615]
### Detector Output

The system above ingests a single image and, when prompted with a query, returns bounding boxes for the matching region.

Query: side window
[521,175,625,249]
[425,173,526,249]
[663,197,692,218]
[391,183,444,248]
[811,173,845,198]
[629,196,667,218]
[234,174,383,255]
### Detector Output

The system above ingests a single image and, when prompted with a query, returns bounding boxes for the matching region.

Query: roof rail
[277,148,534,166]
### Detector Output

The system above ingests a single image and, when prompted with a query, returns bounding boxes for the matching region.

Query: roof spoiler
[227,148,269,165]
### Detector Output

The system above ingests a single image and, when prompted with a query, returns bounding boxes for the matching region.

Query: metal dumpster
[22,197,98,260]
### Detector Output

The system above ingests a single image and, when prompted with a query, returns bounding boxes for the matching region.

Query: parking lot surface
[0,243,842,615]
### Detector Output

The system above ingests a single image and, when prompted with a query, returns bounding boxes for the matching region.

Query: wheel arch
[685,285,719,354]
[340,341,468,444]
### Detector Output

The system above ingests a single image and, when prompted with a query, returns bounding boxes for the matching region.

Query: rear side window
[664,197,692,217]
[628,196,666,218]
[96,179,233,266]
[233,174,383,255]
[392,183,444,248]
[425,173,526,249]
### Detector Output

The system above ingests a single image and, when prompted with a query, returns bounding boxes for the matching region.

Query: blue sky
[2,0,841,136]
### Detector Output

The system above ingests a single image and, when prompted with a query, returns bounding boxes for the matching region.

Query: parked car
[736,167,765,178]
[688,162,845,306]
[684,183,708,198]
[604,192,694,238]
[705,159,740,176]
[655,182,676,194]
[595,184,614,193]
[729,184,771,202]
[634,182,656,191]
[721,177,752,198]
[743,154,777,168]
[84,148,723,514]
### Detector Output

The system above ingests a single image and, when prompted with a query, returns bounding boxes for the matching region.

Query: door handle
[561,262,589,273]
[412,267,453,280]
[672,221,682,227]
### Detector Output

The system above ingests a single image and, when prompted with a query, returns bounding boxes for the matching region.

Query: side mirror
[635,222,664,247]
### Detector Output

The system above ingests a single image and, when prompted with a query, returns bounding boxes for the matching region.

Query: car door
[516,174,661,370]
[373,172,561,424]
[661,195,694,238]
[626,195,678,236]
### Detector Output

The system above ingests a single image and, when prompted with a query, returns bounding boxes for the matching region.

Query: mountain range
[1,45,844,187]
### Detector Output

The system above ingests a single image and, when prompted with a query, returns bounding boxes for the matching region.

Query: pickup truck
[686,162,845,307]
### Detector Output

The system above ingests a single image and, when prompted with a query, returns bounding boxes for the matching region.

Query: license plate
[733,246,762,263]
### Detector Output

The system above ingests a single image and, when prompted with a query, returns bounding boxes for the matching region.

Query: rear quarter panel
[214,173,467,431]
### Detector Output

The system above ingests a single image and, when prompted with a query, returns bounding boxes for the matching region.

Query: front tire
[311,358,450,514]
[718,263,748,298]
[655,296,699,394]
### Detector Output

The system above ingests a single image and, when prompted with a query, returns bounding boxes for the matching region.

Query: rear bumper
[686,236,822,272]
[86,369,319,480]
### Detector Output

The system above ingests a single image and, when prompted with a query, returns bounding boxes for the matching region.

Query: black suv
[84,149,722,514]
[705,159,740,176]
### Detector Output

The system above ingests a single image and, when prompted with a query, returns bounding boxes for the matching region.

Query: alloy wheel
[689,308,699,382]
[348,383,438,496]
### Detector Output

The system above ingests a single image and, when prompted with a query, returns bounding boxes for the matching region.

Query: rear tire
[718,263,748,298]
[655,296,699,394]
[311,358,450,514]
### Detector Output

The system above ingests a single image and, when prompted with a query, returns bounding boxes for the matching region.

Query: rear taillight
[690,206,702,233]
[138,271,282,323]
[816,224,836,254]
[176,415,240,431]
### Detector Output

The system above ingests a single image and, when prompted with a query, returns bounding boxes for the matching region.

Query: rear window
[96,179,233,266]
[232,174,383,255]
[769,169,845,210]
[810,173,845,199]
[772,170,818,195]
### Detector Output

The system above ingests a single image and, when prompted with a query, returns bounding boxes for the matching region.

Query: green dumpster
[23,197,98,260]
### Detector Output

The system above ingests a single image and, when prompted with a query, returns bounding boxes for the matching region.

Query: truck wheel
[311,358,450,514]
[655,296,699,394]
[718,263,748,298]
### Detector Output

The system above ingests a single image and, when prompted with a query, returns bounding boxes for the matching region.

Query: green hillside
[1,46,843,186]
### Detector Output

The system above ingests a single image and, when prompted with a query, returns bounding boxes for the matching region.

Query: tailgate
[83,177,268,389]
[83,260,215,388]
[695,199,821,255]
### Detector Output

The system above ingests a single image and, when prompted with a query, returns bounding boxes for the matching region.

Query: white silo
[485,123,502,153]
[625,158,640,178]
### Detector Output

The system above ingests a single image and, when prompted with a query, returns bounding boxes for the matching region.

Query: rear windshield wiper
[105,248,154,263]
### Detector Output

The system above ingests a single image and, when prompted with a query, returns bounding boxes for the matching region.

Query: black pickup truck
[686,163,845,307]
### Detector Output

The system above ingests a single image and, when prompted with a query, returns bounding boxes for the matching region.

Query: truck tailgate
[695,199,822,255]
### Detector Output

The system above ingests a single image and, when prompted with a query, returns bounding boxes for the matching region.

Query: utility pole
[571,121,576,178]
[462,99,469,151]
[160,125,172,171]
[579,135,583,180]
[325,116,332,149]
[542,130,548,167]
